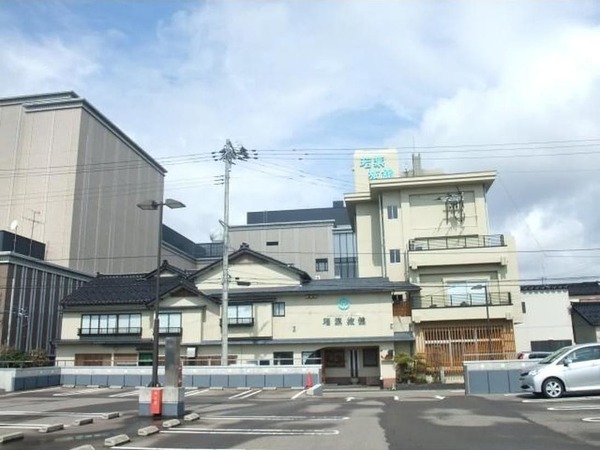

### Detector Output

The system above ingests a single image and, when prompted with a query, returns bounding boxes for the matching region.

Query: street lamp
[137,198,185,387]
[471,284,492,360]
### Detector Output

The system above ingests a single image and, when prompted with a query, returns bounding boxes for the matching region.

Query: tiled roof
[521,284,569,292]
[568,282,600,296]
[203,277,419,300]
[521,282,600,296]
[61,271,203,307]
[571,302,600,326]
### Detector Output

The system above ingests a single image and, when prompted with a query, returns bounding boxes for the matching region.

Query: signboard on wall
[353,149,399,191]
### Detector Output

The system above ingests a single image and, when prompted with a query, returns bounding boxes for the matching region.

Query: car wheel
[542,377,564,398]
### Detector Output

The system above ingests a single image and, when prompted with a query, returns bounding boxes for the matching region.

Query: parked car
[517,351,552,360]
[520,343,600,398]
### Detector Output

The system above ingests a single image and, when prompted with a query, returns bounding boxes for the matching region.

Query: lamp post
[137,198,185,387]
[471,284,492,359]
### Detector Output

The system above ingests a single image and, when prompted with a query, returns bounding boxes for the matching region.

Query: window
[266,241,279,246]
[387,205,399,219]
[302,350,321,365]
[158,312,182,334]
[389,249,401,263]
[324,349,345,367]
[228,304,253,326]
[521,302,527,314]
[363,348,379,367]
[273,302,285,317]
[80,314,141,335]
[446,280,487,306]
[273,351,294,365]
[316,258,329,272]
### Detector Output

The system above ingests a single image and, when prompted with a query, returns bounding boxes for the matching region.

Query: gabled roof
[188,244,312,282]
[61,267,204,308]
[203,276,419,301]
[571,302,600,326]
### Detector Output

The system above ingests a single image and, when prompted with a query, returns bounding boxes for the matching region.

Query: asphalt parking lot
[0,386,599,449]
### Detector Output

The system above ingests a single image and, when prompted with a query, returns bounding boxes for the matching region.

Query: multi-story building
[344,152,523,373]
[0,91,166,275]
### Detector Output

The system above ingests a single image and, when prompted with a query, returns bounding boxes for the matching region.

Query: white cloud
[1,1,599,282]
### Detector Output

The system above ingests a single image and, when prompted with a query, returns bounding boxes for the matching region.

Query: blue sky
[1,1,600,282]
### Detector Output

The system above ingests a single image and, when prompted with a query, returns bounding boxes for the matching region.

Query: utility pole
[24,210,42,256]
[213,140,257,366]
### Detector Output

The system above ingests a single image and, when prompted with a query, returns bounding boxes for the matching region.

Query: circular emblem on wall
[337,297,351,311]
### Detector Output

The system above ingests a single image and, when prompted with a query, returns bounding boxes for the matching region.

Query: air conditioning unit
[315,275,321,280]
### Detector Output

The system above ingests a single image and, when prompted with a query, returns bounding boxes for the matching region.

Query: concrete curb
[183,412,200,422]
[104,434,130,446]
[137,425,159,436]
[68,445,95,450]
[0,432,24,443]
[162,419,181,428]
[39,423,64,433]
[102,412,120,419]
[72,417,94,426]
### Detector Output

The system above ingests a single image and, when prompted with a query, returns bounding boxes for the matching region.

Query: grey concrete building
[0,91,166,275]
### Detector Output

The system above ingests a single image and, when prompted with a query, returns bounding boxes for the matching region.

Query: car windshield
[538,346,573,364]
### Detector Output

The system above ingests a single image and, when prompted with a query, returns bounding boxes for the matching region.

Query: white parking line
[200,415,349,421]
[0,387,62,397]
[582,417,600,422]
[522,396,598,403]
[162,427,339,436]
[185,388,211,397]
[0,410,114,418]
[53,387,110,397]
[109,390,139,398]
[291,389,306,400]
[228,389,259,400]
[548,405,600,411]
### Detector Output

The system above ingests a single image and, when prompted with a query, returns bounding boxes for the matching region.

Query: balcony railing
[409,234,505,251]
[78,327,142,336]
[228,317,255,327]
[158,327,182,335]
[412,292,512,309]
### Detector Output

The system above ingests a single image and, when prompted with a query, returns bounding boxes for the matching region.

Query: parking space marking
[184,388,211,397]
[0,422,60,430]
[291,389,307,400]
[53,387,111,397]
[200,414,349,421]
[109,390,139,398]
[548,405,600,411]
[0,387,62,397]
[162,426,339,436]
[582,417,600,422]
[228,389,261,400]
[522,396,599,403]
[0,410,118,420]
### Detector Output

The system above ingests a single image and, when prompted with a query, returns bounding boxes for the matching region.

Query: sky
[1,0,600,284]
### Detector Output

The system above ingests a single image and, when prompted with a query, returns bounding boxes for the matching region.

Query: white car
[520,343,600,398]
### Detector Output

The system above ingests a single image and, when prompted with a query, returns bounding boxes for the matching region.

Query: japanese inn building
[55,149,523,386]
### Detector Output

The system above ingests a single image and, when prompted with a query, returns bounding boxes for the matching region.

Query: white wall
[514,289,574,351]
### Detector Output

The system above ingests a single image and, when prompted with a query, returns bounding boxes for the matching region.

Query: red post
[150,388,162,415]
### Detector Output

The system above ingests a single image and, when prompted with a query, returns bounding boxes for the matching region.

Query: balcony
[412,292,512,309]
[78,327,142,336]
[407,234,508,269]
[220,317,255,327]
[409,234,505,251]
[158,327,182,336]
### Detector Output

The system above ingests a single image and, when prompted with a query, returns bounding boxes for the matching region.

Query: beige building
[55,246,417,387]
[0,92,166,275]
[345,153,523,374]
